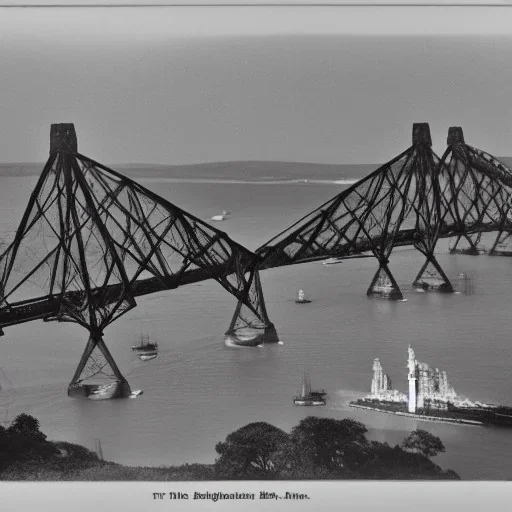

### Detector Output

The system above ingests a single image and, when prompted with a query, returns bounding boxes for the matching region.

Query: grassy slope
[0,437,459,481]
[0,440,216,481]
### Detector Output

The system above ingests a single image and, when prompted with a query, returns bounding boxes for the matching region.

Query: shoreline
[0,173,358,186]
[348,403,484,426]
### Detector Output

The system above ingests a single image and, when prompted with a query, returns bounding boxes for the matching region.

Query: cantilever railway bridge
[1,123,511,399]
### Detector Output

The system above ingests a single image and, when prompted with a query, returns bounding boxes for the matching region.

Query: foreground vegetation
[0,413,459,480]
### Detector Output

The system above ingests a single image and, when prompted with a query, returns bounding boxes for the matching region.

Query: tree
[284,417,370,477]
[401,429,445,458]
[214,422,290,478]
[0,414,55,472]
[7,413,47,442]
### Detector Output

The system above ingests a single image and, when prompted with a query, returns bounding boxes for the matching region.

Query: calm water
[1,168,512,480]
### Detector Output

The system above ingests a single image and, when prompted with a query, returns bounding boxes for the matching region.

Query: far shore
[0,161,393,182]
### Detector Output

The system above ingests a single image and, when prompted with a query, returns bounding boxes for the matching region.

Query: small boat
[139,353,158,361]
[211,210,231,221]
[295,289,312,304]
[322,257,343,265]
[132,333,158,354]
[293,372,326,406]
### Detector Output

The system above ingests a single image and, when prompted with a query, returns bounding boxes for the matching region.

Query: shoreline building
[366,346,457,411]
[371,358,391,396]
[368,358,407,403]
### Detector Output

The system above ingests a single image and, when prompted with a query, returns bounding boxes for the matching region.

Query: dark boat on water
[295,289,312,304]
[132,333,158,360]
[132,333,158,352]
[293,372,326,406]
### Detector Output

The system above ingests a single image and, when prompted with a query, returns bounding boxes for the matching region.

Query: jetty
[349,346,512,427]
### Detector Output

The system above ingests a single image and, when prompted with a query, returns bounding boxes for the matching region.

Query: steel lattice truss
[253,125,512,299]
[2,122,512,397]
[0,125,266,331]
[438,127,512,255]
[0,124,272,395]
[225,268,278,346]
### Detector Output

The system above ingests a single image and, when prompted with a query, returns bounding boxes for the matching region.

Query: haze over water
[1,162,512,480]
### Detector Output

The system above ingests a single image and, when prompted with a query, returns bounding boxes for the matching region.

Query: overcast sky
[1,6,512,165]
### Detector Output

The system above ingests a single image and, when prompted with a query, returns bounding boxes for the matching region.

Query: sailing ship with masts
[132,331,159,360]
[293,372,327,406]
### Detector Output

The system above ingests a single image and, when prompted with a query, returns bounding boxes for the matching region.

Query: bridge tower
[224,266,279,347]
[441,126,512,257]
[444,127,484,255]
[366,123,449,299]
[411,126,454,293]
[252,123,455,300]
[50,125,134,399]
[0,124,267,396]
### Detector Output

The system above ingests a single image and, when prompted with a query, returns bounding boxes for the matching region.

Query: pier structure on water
[349,346,512,427]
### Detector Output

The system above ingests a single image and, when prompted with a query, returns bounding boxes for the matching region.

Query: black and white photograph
[1,1,512,509]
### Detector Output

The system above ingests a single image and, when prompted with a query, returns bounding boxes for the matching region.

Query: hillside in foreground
[1,413,460,481]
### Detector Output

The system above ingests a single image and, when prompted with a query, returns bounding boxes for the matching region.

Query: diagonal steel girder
[252,123,512,298]
[438,127,512,256]
[0,124,263,334]
[0,123,265,397]
[253,123,448,298]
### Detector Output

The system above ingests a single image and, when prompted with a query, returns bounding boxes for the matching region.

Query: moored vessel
[132,333,158,354]
[139,353,158,361]
[295,289,312,304]
[211,210,231,221]
[293,372,326,406]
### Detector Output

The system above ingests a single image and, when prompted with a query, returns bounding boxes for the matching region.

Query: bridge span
[1,123,511,398]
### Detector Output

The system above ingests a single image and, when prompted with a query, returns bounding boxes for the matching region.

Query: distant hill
[0,163,44,177]
[108,161,376,182]
[2,158,512,181]
[0,161,376,181]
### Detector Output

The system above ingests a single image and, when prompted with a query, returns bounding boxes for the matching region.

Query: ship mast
[301,371,311,397]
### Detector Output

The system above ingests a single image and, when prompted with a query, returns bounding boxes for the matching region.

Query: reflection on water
[456,272,476,295]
